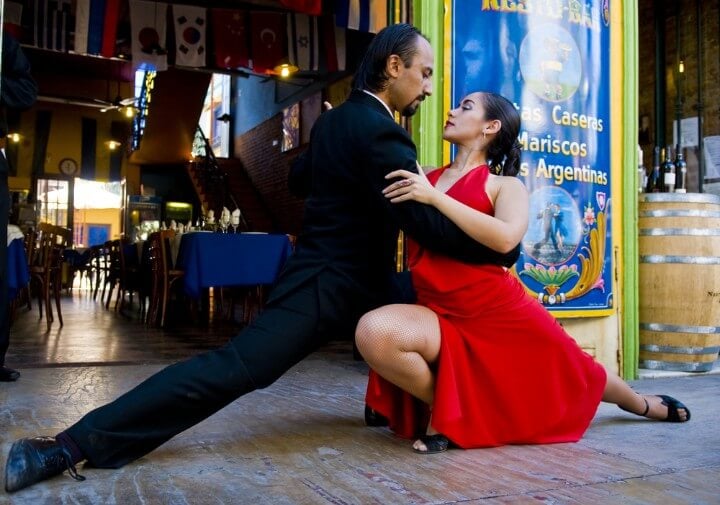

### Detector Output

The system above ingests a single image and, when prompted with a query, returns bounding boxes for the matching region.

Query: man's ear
[386,54,402,78]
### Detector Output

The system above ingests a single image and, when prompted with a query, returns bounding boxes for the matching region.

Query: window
[36,178,69,227]
[197,73,231,158]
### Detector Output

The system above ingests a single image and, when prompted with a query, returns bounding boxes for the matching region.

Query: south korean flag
[173,5,206,67]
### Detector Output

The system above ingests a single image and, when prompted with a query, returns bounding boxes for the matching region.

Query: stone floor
[1,289,719,504]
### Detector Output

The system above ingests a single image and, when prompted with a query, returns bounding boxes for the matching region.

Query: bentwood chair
[30,223,71,330]
[155,229,184,327]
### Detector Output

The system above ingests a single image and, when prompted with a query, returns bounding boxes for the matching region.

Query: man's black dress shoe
[4,437,85,493]
[0,366,20,382]
[364,405,389,427]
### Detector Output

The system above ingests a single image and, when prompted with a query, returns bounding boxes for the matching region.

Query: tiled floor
[2,289,719,504]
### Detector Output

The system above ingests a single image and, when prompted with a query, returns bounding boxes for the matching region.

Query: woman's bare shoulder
[497,175,528,193]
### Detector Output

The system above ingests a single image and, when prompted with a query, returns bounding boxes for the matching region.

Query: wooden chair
[18,228,35,311]
[103,240,121,309]
[145,232,162,325]
[85,245,103,298]
[151,229,184,327]
[104,239,142,316]
[95,242,113,303]
[30,223,71,330]
[116,238,143,315]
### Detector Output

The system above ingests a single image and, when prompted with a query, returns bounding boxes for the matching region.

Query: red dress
[365,165,607,448]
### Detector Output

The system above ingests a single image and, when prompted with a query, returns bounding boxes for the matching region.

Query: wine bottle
[674,146,687,193]
[637,145,646,193]
[647,146,661,193]
[662,145,675,193]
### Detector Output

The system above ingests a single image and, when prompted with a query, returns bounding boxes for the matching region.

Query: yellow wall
[8,103,132,191]
[74,208,122,245]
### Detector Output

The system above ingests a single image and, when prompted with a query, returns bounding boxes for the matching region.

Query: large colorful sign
[451,0,613,315]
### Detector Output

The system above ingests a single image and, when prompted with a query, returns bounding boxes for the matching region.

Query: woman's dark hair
[478,92,522,177]
[352,24,427,93]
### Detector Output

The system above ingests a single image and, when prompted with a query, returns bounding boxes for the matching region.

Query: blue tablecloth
[176,233,293,299]
[8,238,30,299]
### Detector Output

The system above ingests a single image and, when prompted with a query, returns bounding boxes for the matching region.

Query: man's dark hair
[352,23,427,93]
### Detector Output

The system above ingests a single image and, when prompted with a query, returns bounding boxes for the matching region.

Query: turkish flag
[280,0,322,16]
[250,11,286,74]
[211,9,249,69]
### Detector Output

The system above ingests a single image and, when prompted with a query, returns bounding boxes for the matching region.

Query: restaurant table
[7,238,30,299]
[175,232,293,299]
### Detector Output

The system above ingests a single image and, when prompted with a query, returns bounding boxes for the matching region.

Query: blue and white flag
[287,13,319,71]
[335,0,387,34]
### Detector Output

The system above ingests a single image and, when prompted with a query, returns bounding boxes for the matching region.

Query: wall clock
[59,157,79,176]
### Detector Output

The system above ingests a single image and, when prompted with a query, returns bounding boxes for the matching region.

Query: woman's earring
[483,131,487,140]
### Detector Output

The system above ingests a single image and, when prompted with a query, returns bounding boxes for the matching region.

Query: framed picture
[282,103,300,152]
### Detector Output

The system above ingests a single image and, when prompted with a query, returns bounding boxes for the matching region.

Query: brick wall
[233,114,305,235]
[638,0,720,189]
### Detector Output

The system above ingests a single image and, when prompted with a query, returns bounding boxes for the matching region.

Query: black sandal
[412,434,450,455]
[620,395,691,422]
[658,395,691,422]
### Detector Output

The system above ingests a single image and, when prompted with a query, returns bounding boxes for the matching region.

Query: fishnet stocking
[355,304,441,405]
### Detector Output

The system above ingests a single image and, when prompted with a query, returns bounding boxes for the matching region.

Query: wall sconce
[678,60,684,74]
[216,113,232,123]
[7,132,22,143]
[105,140,122,151]
[273,58,299,78]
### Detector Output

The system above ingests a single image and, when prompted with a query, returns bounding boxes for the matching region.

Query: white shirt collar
[362,89,394,118]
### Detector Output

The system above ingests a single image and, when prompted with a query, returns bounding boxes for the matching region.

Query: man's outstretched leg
[5,281,324,492]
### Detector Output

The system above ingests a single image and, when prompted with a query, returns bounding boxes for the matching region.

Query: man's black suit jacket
[273,89,519,335]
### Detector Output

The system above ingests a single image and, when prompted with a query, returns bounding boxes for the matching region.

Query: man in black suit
[5,24,519,492]
[0,33,37,383]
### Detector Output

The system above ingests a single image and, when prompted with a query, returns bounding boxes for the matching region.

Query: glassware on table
[219,214,230,233]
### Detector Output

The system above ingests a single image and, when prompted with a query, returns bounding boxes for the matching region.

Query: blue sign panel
[452,0,613,314]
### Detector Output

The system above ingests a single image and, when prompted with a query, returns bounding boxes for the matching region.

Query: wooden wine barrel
[638,193,720,372]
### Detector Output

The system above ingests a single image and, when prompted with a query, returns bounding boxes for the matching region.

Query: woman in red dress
[357,91,690,454]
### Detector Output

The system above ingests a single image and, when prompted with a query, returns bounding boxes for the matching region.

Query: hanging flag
[368,0,387,33]
[130,0,168,71]
[74,0,90,53]
[211,9,249,69]
[321,15,345,72]
[29,0,50,48]
[280,0,322,16]
[28,0,72,51]
[2,1,24,40]
[87,0,107,54]
[100,0,121,57]
[250,11,286,74]
[287,13,319,72]
[49,0,72,52]
[173,4,206,67]
[335,0,387,33]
